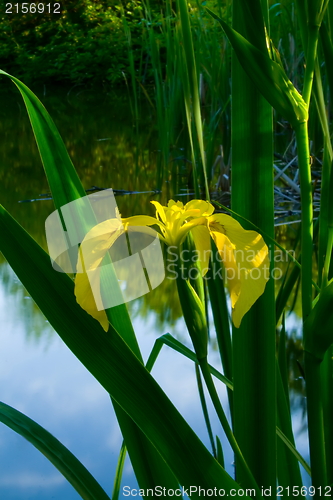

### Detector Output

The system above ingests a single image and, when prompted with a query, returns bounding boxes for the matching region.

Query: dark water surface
[0,85,309,499]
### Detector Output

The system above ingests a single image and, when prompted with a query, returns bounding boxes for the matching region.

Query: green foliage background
[0,0,146,84]
[0,0,228,85]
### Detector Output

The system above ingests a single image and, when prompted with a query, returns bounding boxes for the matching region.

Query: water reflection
[0,263,124,499]
[0,85,163,249]
[0,262,232,499]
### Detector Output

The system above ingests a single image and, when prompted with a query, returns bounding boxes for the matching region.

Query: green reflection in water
[0,85,183,339]
[0,85,166,247]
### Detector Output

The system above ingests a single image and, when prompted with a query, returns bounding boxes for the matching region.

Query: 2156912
[276,486,332,497]
[5,3,61,14]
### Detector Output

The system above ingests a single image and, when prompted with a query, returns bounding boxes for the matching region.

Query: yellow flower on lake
[74,199,270,331]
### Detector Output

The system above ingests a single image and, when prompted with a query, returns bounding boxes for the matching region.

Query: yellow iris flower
[74,199,270,331]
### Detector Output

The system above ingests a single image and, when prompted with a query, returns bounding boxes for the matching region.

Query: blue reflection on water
[0,263,236,499]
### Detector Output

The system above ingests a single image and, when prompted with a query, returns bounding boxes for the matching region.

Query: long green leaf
[111,442,127,500]
[146,333,233,389]
[177,0,210,199]
[276,427,311,477]
[0,402,111,500]
[230,0,276,490]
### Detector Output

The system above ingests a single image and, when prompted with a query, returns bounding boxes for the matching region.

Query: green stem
[298,21,319,311]
[321,136,333,288]
[317,143,332,288]
[199,359,261,498]
[295,109,326,494]
[175,245,259,494]
[206,249,233,419]
[322,228,333,289]
[322,347,333,485]
[295,122,313,320]
[276,259,301,324]
[303,26,320,107]
[304,352,328,495]
[195,364,217,458]
[276,360,303,487]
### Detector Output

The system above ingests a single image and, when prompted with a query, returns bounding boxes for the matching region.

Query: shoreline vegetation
[0,0,169,86]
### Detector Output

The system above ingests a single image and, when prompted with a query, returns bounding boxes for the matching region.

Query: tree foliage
[0,0,146,85]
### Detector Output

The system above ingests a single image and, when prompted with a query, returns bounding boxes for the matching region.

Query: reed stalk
[206,246,233,416]
[294,122,313,319]
[231,0,276,490]
[322,346,333,485]
[294,3,329,493]
[304,352,328,491]
[199,358,261,497]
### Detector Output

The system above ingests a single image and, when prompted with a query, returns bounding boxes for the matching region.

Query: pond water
[0,84,310,499]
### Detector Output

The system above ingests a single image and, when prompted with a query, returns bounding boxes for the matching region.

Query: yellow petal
[209,214,270,328]
[167,199,183,209]
[172,209,201,236]
[210,230,242,306]
[78,219,123,270]
[151,201,167,224]
[176,216,207,246]
[185,199,215,217]
[122,215,167,244]
[74,268,109,332]
[178,209,201,224]
[190,224,212,276]
[75,214,165,331]
[122,215,163,228]
[125,224,167,245]
[75,218,124,331]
